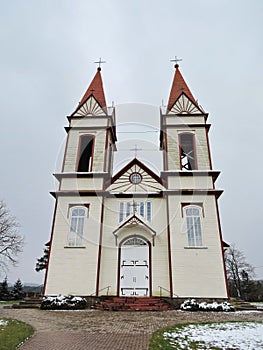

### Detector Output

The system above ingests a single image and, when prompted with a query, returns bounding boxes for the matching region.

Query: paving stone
[0,308,262,350]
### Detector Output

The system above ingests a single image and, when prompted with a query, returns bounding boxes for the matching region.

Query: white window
[119,201,152,223]
[68,206,87,246]
[119,202,124,223]
[185,206,203,247]
[146,201,152,222]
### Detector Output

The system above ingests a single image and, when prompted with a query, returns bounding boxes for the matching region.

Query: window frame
[67,205,88,247]
[76,134,95,172]
[183,205,203,247]
[178,132,197,171]
[118,201,152,223]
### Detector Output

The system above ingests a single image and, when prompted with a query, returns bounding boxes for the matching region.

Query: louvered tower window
[77,135,94,172]
[179,133,196,170]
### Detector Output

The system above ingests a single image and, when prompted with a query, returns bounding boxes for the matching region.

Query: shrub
[41,295,87,310]
[180,299,234,312]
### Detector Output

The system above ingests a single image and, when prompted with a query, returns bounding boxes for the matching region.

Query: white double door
[119,239,149,297]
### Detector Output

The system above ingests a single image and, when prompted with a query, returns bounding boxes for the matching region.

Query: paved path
[1,308,262,350]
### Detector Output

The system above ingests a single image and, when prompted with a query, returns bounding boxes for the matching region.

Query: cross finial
[170,56,182,68]
[131,200,139,214]
[94,57,106,68]
[130,144,142,157]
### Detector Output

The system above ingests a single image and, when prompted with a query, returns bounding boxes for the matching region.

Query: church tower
[44,67,117,295]
[160,63,228,298]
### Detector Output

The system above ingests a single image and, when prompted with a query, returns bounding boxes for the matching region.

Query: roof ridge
[167,64,197,112]
[76,67,107,113]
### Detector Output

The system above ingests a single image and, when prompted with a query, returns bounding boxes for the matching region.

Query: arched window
[77,135,94,172]
[68,206,87,246]
[184,206,203,246]
[179,133,197,170]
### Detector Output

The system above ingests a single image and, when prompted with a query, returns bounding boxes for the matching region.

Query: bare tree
[225,244,255,299]
[0,200,24,271]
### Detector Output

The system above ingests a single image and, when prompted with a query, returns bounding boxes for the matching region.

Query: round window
[130,172,142,184]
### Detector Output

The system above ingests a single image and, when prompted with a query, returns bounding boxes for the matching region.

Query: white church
[43,62,229,299]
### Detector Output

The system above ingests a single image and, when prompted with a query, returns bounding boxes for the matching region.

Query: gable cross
[170,56,183,66]
[130,144,142,157]
[94,57,106,68]
[130,200,140,214]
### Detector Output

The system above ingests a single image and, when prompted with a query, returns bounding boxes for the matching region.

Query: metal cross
[130,144,142,157]
[130,200,140,214]
[94,57,106,68]
[170,56,183,65]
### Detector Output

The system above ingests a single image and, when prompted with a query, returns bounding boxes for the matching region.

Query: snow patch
[164,322,263,350]
[41,295,87,310]
[0,319,8,327]
[180,299,234,312]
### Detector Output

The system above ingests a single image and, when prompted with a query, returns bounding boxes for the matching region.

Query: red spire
[167,64,196,112]
[78,67,107,109]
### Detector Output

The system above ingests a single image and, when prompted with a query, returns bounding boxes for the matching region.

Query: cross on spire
[170,56,182,67]
[130,144,142,157]
[94,57,106,68]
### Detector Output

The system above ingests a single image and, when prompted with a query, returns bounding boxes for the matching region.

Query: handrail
[90,285,111,296]
[158,286,179,298]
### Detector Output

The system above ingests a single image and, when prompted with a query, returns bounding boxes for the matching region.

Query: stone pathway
[0,308,262,350]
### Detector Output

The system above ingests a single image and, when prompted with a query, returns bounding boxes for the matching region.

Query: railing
[90,285,111,297]
[158,286,179,298]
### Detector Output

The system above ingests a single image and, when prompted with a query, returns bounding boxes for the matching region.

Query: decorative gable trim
[168,93,203,115]
[112,214,156,245]
[71,95,107,117]
[106,158,166,193]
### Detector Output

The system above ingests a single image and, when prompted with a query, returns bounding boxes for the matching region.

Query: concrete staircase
[7,297,42,309]
[230,298,258,311]
[95,296,174,311]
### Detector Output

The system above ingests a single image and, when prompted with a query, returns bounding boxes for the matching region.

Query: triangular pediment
[72,95,107,117]
[113,214,156,236]
[168,92,204,115]
[107,158,165,193]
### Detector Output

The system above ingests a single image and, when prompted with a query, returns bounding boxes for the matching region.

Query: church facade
[44,63,229,299]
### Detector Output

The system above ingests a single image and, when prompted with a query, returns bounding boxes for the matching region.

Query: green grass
[0,300,21,306]
[149,323,227,350]
[0,318,34,350]
[149,324,186,350]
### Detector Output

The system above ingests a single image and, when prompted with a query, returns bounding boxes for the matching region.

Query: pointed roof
[167,64,197,113]
[72,67,107,115]
[106,157,166,193]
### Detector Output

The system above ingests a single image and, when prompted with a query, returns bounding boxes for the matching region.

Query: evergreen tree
[12,278,23,300]
[35,243,50,272]
[0,277,11,300]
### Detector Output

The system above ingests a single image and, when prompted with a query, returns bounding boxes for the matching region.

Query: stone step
[12,303,41,309]
[7,297,42,309]
[230,299,258,311]
[95,297,174,311]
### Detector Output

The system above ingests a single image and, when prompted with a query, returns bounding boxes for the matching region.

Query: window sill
[184,246,208,249]
[64,246,86,249]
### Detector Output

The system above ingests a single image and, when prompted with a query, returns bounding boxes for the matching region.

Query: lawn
[149,321,263,349]
[0,300,21,306]
[0,318,34,350]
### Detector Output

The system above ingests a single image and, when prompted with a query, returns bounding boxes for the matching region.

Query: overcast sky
[1,0,262,284]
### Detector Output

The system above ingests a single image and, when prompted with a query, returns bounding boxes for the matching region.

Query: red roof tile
[167,64,196,112]
[78,67,107,109]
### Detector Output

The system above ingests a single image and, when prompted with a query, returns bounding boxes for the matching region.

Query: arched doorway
[119,236,150,297]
